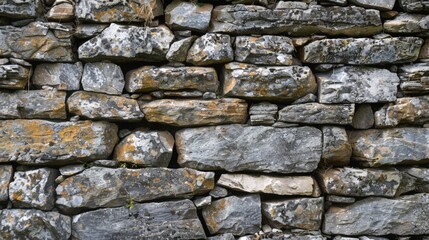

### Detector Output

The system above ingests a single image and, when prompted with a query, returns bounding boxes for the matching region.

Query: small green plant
[125,198,135,209]
[120,162,128,168]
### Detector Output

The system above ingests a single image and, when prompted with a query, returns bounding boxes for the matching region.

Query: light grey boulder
[186,33,233,66]
[399,0,429,12]
[32,62,82,91]
[0,0,42,18]
[165,0,213,32]
[166,36,197,62]
[81,62,124,95]
[278,103,355,125]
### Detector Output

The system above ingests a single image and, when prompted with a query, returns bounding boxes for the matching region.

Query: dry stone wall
[0,0,429,239]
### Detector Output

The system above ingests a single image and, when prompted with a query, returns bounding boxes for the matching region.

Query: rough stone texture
[176,125,322,173]
[384,13,429,34]
[140,98,247,127]
[76,0,163,23]
[210,4,381,36]
[326,195,356,203]
[68,91,144,121]
[0,0,41,18]
[401,167,429,192]
[0,120,118,165]
[349,0,395,10]
[317,66,399,104]
[9,168,58,210]
[0,90,66,119]
[72,199,206,240]
[56,167,214,213]
[352,104,374,129]
[323,193,429,235]
[59,164,85,177]
[32,62,82,91]
[202,194,262,236]
[349,128,429,167]
[186,33,234,66]
[81,62,125,95]
[46,1,75,21]
[0,22,74,62]
[420,38,429,59]
[74,23,108,39]
[113,130,174,167]
[398,63,429,94]
[234,35,294,65]
[374,96,429,127]
[0,209,71,240]
[318,167,402,197]
[249,102,278,126]
[166,36,196,62]
[262,197,324,230]
[301,37,423,64]
[0,64,31,89]
[322,126,352,166]
[78,23,174,62]
[0,165,12,202]
[278,103,355,125]
[125,65,218,93]
[165,0,213,32]
[223,63,316,101]
[217,174,316,196]
[399,0,429,12]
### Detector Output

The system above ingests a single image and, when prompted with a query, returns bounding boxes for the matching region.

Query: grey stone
[317,66,399,103]
[56,167,214,213]
[209,186,229,198]
[91,160,119,168]
[399,0,429,12]
[78,23,174,62]
[326,195,356,203]
[0,90,66,119]
[223,63,316,101]
[0,64,31,89]
[208,233,236,240]
[349,128,429,167]
[59,164,85,177]
[161,90,203,98]
[176,125,322,173]
[323,193,429,235]
[352,105,374,129]
[292,93,317,104]
[278,103,355,125]
[186,33,233,66]
[194,195,212,208]
[262,198,324,230]
[202,92,217,99]
[0,120,118,165]
[210,4,381,36]
[165,0,213,32]
[0,209,71,240]
[375,96,429,127]
[398,63,429,94]
[46,0,74,21]
[420,37,429,59]
[384,13,429,34]
[322,126,352,166]
[113,130,174,167]
[301,37,423,64]
[0,0,41,18]
[202,194,262,236]
[238,232,327,240]
[81,62,124,95]
[166,36,196,62]
[74,23,108,38]
[349,0,395,10]
[9,168,58,210]
[32,62,82,91]
[125,65,218,93]
[71,199,206,240]
[0,22,74,62]
[234,35,294,65]
[68,91,144,121]
[249,102,278,115]
[250,114,276,126]
[400,167,429,192]
[0,165,12,202]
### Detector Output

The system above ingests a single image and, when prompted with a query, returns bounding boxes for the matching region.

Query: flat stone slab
[186,33,233,66]
[375,96,429,127]
[165,0,213,32]
[32,62,82,91]
[0,0,41,18]
[278,103,355,125]
[398,63,429,94]
[0,64,32,89]
[81,62,125,95]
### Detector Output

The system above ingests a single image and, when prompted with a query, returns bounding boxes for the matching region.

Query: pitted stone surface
[375,96,429,127]
[165,0,213,32]
[32,62,82,91]
[278,103,355,125]
[186,33,234,66]
[0,64,31,89]
[81,62,125,95]
[0,0,41,18]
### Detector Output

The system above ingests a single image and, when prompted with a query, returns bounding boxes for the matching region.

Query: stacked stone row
[0,0,429,239]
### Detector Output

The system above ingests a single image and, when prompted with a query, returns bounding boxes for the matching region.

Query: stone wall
[0,0,429,239]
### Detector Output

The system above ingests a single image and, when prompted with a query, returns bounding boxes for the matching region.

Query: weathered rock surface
[81,62,125,95]
[384,13,429,34]
[398,63,429,94]
[59,164,85,177]
[68,91,144,121]
[317,66,399,103]
[234,35,294,65]
[323,193,429,235]
[166,36,196,62]
[0,120,118,165]
[0,22,74,62]
[176,125,322,173]
[0,64,31,89]
[262,197,324,230]
[0,165,12,202]
[352,104,374,129]
[249,102,277,126]
[72,199,206,240]
[78,23,174,62]
[141,98,247,127]
[32,62,82,91]
[217,174,317,196]
[400,167,429,192]
[278,103,355,125]
[165,0,213,32]
[46,0,75,21]
[56,167,214,213]
[301,37,423,64]
[125,65,218,93]
[210,4,381,36]
[326,195,356,203]
[202,194,261,235]
[9,168,58,210]
[349,128,429,167]
[349,0,395,10]
[0,90,66,119]
[399,0,429,12]
[74,23,108,38]
[420,38,429,59]
[76,0,163,23]
[322,126,352,166]
[0,0,41,18]
[375,96,429,127]
[113,130,174,167]
[0,209,71,240]
[186,33,233,66]
[223,63,316,101]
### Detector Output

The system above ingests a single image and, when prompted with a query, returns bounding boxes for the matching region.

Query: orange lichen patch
[130,170,140,178]
[152,177,161,183]
[58,125,81,143]
[11,190,24,201]
[93,8,119,22]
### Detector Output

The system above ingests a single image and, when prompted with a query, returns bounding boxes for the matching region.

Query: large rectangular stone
[398,63,429,94]
[278,103,355,125]
[375,96,429,127]
[0,64,31,89]
[0,0,41,18]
